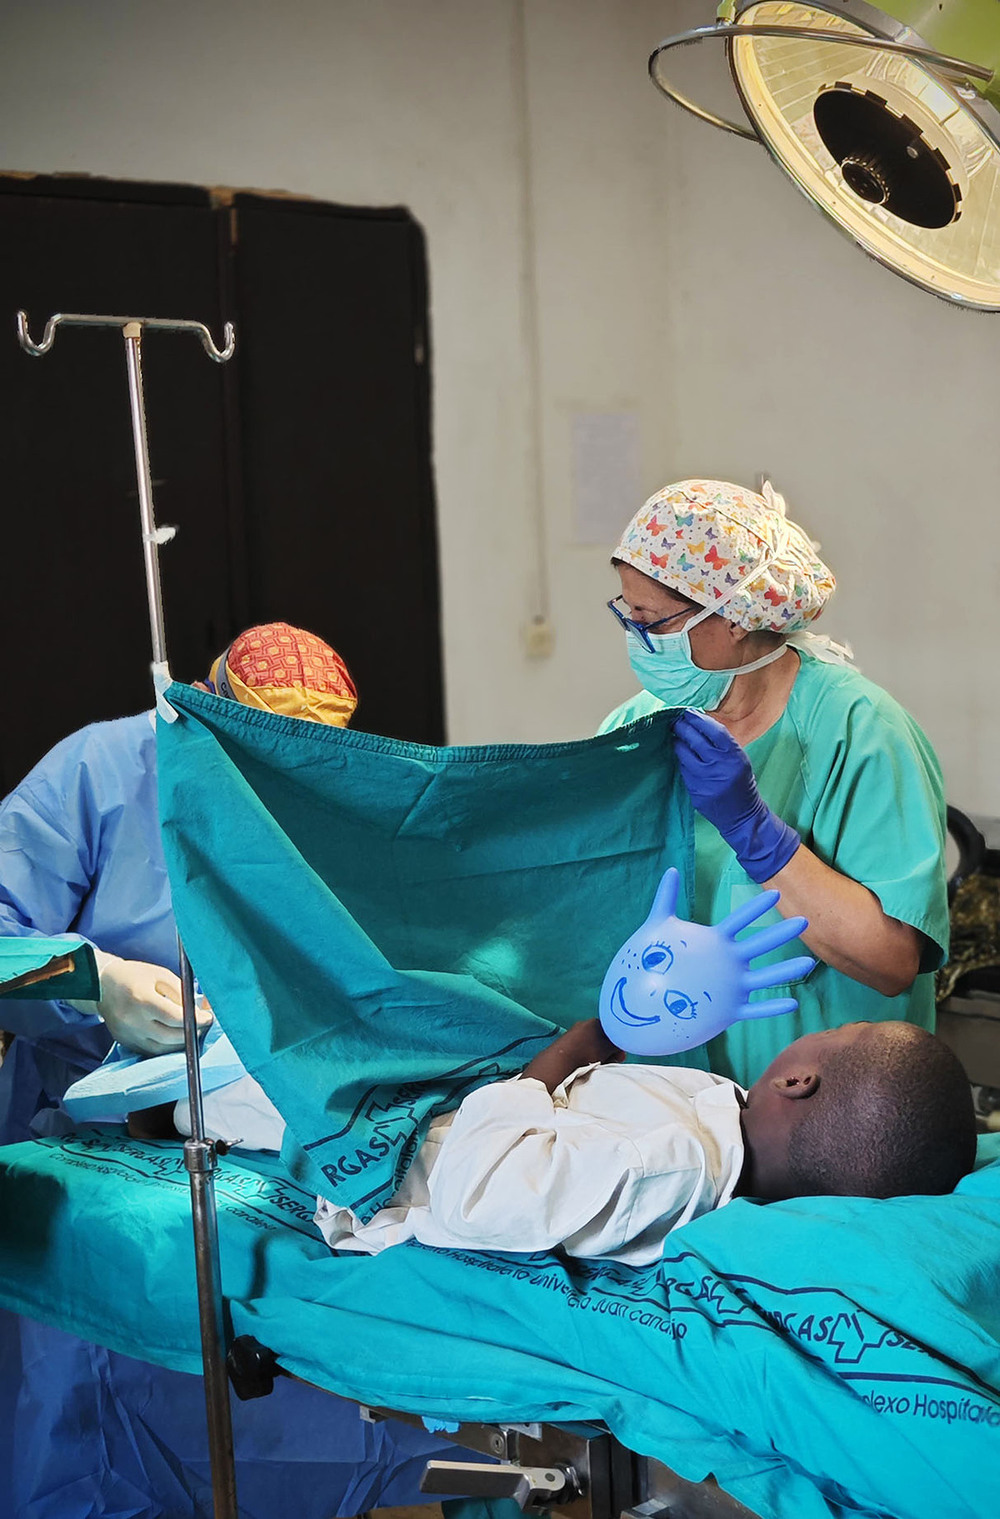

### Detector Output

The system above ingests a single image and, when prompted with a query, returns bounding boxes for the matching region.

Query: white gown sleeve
[420,1074,705,1257]
[174,1073,286,1153]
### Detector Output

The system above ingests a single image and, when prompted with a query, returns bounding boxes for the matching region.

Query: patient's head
[738,1021,976,1202]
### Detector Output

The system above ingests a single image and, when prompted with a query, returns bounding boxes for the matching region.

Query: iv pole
[16,309,240,1519]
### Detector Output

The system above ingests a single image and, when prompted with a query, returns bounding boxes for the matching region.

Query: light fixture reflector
[729,2,1000,307]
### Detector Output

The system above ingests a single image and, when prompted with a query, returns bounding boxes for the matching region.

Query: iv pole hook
[16,309,236,363]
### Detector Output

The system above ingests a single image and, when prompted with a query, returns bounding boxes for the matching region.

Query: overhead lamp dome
[649,1,1000,309]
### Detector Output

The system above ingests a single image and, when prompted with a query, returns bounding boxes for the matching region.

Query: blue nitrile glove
[672,708,801,883]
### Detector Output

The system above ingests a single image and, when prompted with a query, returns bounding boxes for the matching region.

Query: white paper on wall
[571,410,641,547]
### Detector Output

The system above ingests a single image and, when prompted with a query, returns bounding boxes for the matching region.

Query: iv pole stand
[16,309,240,1519]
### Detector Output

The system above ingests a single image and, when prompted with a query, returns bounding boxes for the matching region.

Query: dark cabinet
[0,175,443,795]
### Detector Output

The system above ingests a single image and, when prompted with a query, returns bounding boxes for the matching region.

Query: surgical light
[649,1,1000,308]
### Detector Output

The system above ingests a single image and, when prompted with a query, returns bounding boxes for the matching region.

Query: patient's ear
[770,1069,820,1100]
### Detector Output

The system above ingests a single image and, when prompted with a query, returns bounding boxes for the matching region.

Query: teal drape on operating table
[156,685,693,1213]
[1,1131,998,1519]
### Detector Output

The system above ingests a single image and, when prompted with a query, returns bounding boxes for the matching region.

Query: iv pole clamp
[15,309,239,1519]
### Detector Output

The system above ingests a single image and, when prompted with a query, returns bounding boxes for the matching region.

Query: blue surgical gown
[0,713,176,1140]
[0,712,459,1514]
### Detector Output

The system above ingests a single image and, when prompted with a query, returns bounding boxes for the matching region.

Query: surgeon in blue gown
[0,623,465,1519]
[0,711,180,1140]
[0,620,360,1140]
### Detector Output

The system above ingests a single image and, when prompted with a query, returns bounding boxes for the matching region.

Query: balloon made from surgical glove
[598,867,815,1057]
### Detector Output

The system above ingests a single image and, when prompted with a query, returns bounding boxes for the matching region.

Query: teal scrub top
[598,650,948,1087]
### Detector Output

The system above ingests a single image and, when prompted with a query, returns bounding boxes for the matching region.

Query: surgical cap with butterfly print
[613,479,835,634]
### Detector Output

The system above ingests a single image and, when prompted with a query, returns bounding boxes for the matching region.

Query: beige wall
[1,0,997,811]
[645,1,1000,820]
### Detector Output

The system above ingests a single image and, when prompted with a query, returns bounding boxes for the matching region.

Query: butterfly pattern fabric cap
[613,479,835,633]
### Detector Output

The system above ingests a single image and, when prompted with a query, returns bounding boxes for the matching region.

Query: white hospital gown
[315,1062,746,1266]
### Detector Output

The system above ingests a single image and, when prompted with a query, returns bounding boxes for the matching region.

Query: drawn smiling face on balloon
[598,867,816,1058]
[605,937,701,1033]
[600,883,720,1056]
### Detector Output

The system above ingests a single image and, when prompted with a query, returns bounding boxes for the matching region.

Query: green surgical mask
[626,607,787,712]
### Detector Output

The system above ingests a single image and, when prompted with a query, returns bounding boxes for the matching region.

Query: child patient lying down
[313,1018,977,1265]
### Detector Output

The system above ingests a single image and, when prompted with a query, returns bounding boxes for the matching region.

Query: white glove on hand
[68,950,213,1055]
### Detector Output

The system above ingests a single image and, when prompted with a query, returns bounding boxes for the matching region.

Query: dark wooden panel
[0,183,444,791]
[0,190,238,792]
[0,173,209,207]
[230,197,444,744]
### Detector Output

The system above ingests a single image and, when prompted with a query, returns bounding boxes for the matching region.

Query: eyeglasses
[606,596,692,654]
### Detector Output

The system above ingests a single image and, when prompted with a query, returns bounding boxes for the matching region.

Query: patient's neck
[736,1108,795,1202]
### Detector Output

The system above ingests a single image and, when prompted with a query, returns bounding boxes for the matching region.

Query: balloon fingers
[736,997,800,1021]
[649,867,680,920]
[738,915,809,960]
[742,956,816,991]
[782,955,817,981]
[717,890,781,938]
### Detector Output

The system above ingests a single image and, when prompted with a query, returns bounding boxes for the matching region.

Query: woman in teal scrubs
[600,478,947,1088]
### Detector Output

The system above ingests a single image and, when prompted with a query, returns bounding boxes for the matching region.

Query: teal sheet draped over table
[0,1130,997,1519]
[156,685,693,1212]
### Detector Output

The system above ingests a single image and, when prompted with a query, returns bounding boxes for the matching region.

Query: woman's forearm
[767,844,921,997]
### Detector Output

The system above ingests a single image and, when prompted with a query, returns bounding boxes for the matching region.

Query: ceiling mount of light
[649,1,1000,308]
